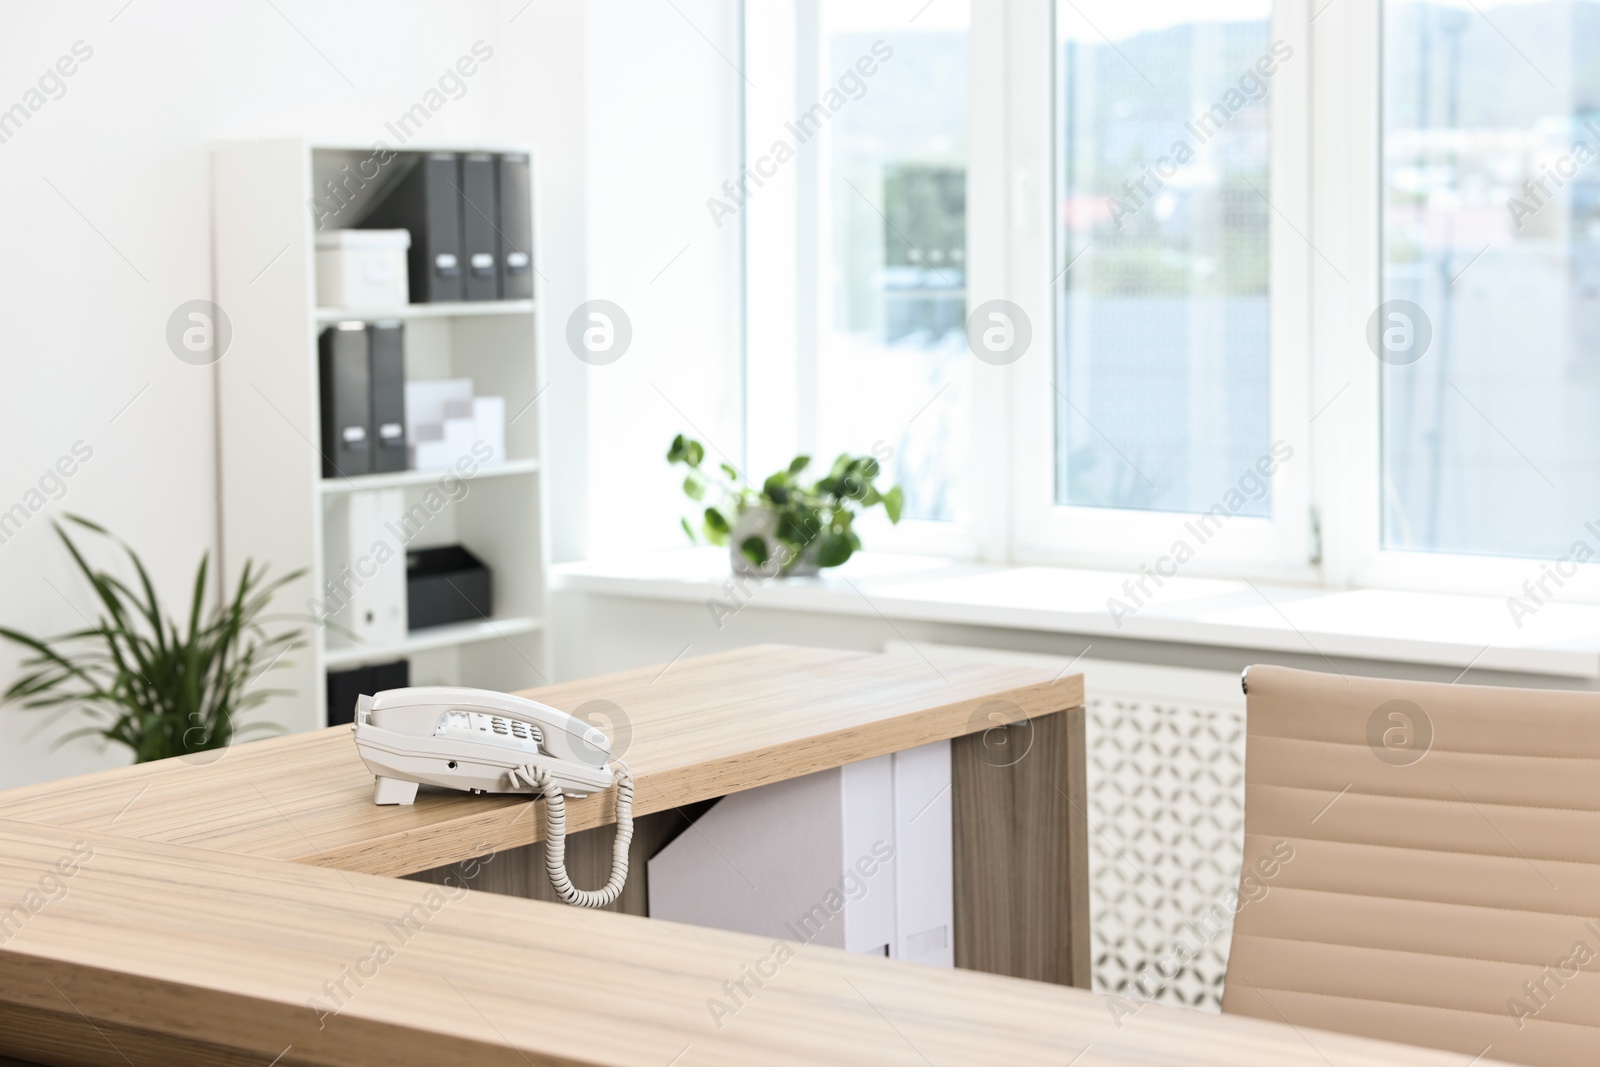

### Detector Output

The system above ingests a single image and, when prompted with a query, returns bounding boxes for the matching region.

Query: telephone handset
[351,686,632,908]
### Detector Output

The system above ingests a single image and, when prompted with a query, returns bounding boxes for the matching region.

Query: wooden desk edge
[307,672,1085,877]
[0,816,1503,1067]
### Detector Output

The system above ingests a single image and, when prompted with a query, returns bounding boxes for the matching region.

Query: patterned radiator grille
[1087,684,1246,1010]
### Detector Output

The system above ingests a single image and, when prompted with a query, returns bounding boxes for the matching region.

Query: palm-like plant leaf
[0,517,307,763]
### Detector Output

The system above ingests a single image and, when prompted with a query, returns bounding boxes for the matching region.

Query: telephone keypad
[435,709,544,753]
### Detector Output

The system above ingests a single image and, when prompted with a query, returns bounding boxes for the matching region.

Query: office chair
[1221,665,1600,1066]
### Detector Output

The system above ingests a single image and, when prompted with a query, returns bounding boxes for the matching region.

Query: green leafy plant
[0,516,306,763]
[668,435,904,573]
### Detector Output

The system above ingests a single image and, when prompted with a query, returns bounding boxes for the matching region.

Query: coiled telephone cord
[508,760,633,908]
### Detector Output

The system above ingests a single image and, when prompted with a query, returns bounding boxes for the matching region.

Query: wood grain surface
[0,646,1082,877]
[952,708,1091,985]
[0,818,1504,1067]
[0,645,1487,1065]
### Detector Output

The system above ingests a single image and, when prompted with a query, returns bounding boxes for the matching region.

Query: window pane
[1382,0,1597,558]
[746,2,970,524]
[1055,3,1274,515]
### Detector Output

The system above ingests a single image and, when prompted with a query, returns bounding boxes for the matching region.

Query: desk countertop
[0,644,1080,875]
[0,644,1502,1066]
[0,817,1500,1067]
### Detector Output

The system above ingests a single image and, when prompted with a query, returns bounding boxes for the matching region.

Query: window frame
[741,0,983,560]
[743,0,1600,604]
[996,0,1315,579]
[1311,0,1600,603]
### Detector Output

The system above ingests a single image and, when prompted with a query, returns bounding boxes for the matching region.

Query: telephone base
[373,776,420,806]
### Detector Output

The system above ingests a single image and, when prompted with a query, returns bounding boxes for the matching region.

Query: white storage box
[315,229,410,309]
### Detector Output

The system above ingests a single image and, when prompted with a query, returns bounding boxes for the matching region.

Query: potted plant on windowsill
[667,435,904,576]
[0,516,306,764]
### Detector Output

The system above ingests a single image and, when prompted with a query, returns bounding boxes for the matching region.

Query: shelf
[319,458,540,495]
[314,300,536,324]
[215,139,551,730]
[322,615,545,669]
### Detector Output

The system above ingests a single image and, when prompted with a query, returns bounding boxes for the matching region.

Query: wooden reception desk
[0,646,1497,1066]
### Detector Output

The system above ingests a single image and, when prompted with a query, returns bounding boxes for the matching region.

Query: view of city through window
[1055,3,1275,518]
[1382,0,1600,558]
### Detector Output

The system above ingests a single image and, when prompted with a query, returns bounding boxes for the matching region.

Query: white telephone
[351,686,633,908]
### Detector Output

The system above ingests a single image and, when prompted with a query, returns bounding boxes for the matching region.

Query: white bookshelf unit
[213,139,551,732]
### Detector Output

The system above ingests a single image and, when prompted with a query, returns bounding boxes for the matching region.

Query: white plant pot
[729,506,821,577]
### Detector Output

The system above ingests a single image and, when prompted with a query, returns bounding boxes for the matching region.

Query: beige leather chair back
[1222,665,1600,1065]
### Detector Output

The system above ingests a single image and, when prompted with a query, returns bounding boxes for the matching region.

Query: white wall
[580,0,745,558]
[0,0,589,786]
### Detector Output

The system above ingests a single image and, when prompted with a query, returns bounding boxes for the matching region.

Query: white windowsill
[551,548,1600,679]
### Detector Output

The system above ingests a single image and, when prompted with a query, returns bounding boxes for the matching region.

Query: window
[1056,3,1275,517]
[738,0,1600,597]
[744,1,972,548]
[1381,0,1598,560]
[1010,0,1309,571]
